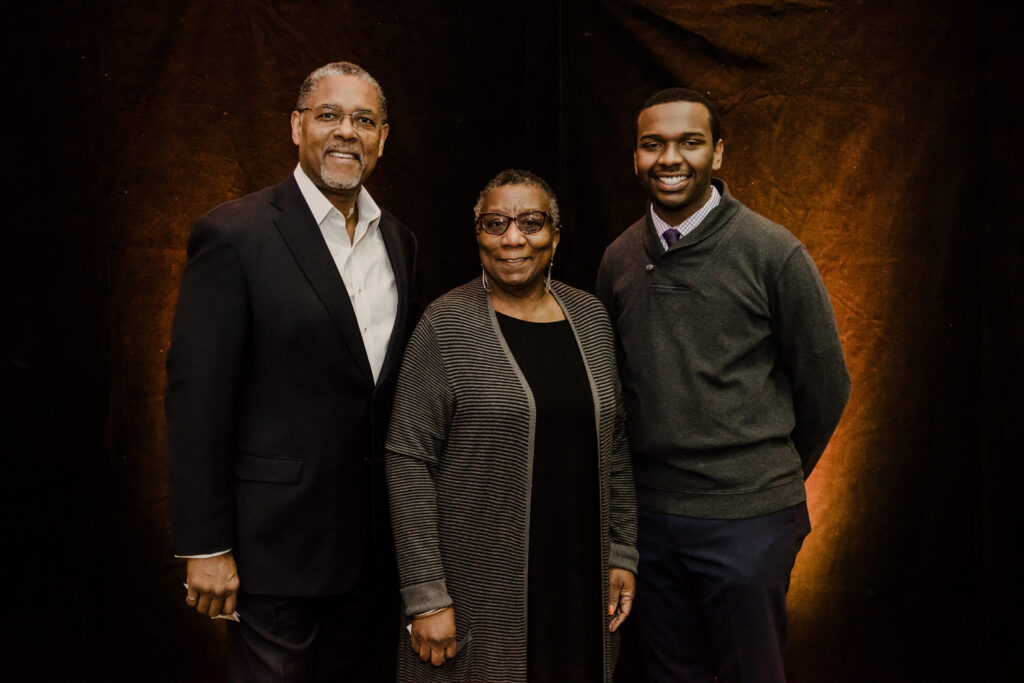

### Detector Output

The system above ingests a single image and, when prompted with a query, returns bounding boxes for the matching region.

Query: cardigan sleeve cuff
[400,578,453,617]
[609,542,639,575]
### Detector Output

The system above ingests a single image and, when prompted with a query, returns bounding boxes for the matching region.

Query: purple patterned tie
[664,228,682,247]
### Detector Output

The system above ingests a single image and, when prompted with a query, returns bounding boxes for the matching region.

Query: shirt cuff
[175,548,232,559]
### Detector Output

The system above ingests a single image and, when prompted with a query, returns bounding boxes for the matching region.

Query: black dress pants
[227,574,398,683]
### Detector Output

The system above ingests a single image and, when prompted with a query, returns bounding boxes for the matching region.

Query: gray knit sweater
[386,278,638,682]
[597,179,850,519]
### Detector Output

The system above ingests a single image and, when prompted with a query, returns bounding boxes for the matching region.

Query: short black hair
[637,87,722,144]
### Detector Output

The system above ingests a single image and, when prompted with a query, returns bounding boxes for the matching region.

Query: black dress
[497,312,602,682]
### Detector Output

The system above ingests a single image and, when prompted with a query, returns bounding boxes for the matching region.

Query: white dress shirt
[293,164,398,384]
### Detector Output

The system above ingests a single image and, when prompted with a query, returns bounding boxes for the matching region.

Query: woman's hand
[608,567,636,632]
[410,607,457,666]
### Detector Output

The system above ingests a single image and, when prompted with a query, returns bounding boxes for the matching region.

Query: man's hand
[608,567,636,632]
[185,553,240,617]
[410,607,457,667]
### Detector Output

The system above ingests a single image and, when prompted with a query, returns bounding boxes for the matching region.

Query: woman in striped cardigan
[385,170,639,682]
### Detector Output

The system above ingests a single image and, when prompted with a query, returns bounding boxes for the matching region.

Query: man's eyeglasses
[476,211,551,236]
[297,105,383,131]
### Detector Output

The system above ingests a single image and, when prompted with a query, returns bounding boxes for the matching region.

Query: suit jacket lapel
[271,177,374,385]
[377,213,412,387]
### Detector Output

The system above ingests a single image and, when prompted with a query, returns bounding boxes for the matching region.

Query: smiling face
[477,184,560,297]
[634,100,724,225]
[290,74,389,199]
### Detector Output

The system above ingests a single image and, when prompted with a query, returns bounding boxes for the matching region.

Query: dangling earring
[544,258,554,293]
[481,267,491,292]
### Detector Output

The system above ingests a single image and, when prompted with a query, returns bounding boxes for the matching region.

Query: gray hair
[473,169,561,229]
[296,61,388,121]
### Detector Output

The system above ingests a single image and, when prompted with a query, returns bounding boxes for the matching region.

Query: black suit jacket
[165,174,417,596]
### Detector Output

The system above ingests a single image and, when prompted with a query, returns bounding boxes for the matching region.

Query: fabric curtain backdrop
[6,1,1020,680]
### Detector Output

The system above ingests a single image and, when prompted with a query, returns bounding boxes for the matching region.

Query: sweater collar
[644,178,741,260]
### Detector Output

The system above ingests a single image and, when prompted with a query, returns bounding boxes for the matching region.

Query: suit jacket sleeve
[165,215,249,556]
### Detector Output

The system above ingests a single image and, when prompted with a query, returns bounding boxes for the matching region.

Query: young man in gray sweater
[596,88,851,683]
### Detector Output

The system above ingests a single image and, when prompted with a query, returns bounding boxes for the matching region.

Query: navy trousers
[633,503,811,683]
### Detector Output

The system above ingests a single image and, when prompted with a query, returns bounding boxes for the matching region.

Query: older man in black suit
[165,61,416,681]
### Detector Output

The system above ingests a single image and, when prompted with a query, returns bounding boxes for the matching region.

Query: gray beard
[320,163,364,191]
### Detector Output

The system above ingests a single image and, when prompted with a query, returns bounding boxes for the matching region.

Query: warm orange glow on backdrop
[9,1,1019,680]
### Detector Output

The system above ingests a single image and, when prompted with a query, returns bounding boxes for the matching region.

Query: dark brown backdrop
[5,0,1021,680]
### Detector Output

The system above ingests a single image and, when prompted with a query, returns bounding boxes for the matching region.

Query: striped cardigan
[385,277,639,682]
